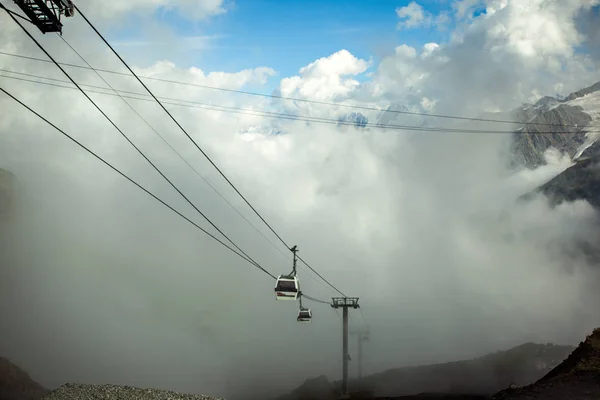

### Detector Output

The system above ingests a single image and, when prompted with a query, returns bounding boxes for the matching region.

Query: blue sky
[111,0,456,85]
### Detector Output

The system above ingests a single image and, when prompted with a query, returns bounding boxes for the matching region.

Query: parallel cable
[298,255,347,298]
[2,84,346,309]
[2,84,339,306]
[0,1,267,275]
[0,84,276,279]
[56,35,291,262]
[72,4,351,298]
[302,293,333,305]
[73,3,291,250]
[0,50,591,130]
[5,3,365,312]
[334,308,343,321]
[2,83,337,306]
[0,69,596,136]
[1,72,592,298]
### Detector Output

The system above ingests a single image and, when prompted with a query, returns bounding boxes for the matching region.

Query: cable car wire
[71,2,291,250]
[2,7,35,24]
[0,83,330,306]
[298,256,347,298]
[0,50,590,130]
[0,84,277,279]
[0,69,596,136]
[70,3,352,299]
[2,73,593,299]
[1,1,269,277]
[0,6,336,305]
[302,293,333,305]
[0,74,348,298]
[55,34,292,263]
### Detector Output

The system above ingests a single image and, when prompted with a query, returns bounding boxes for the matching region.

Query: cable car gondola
[274,275,299,300]
[275,245,300,300]
[297,308,312,323]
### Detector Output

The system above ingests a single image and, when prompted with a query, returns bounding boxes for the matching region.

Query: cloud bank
[1,1,600,400]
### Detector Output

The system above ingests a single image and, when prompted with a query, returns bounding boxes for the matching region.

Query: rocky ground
[42,383,224,400]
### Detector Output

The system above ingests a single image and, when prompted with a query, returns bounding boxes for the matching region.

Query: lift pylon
[332,297,360,399]
[350,326,369,379]
[12,0,75,34]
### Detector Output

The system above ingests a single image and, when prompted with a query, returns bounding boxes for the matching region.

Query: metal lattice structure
[13,0,74,34]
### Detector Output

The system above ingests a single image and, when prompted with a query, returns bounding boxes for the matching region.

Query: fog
[1,1,600,400]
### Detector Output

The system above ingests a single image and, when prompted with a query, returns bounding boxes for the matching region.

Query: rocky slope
[275,343,574,400]
[510,103,591,168]
[41,383,223,400]
[0,357,48,400]
[506,81,600,211]
[338,112,369,128]
[492,328,600,400]
[509,80,600,169]
[537,142,600,208]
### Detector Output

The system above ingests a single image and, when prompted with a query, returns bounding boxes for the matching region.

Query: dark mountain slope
[563,81,600,102]
[0,357,48,400]
[492,327,600,400]
[538,154,600,208]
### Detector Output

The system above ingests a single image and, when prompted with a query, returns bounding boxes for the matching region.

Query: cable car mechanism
[12,0,75,34]
[274,245,300,300]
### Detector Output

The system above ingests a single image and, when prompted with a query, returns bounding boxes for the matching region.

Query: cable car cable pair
[2,1,340,318]
[3,0,348,302]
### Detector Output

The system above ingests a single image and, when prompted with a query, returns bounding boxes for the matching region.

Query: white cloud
[396,1,450,30]
[420,42,440,59]
[2,2,600,400]
[453,0,485,19]
[396,1,431,29]
[485,0,590,59]
[86,0,228,20]
[372,0,600,117]
[299,49,370,78]
[278,50,372,117]
[134,61,276,90]
[395,44,418,59]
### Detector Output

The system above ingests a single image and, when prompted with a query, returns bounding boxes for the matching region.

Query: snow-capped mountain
[337,112,368,128]
[238,125,283,138]
[514,80,600,210]
[511,81,600,168]
[375,102,427,128]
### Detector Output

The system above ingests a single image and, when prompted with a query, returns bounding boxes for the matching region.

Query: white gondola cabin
[297,308,312,323]
[274,275,299,300]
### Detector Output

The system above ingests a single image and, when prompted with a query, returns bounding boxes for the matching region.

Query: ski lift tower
[332,297,360,399]
[12,0,75,34]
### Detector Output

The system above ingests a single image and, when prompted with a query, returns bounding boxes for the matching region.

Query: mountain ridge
[492,328,600,399]
[273,342,575,400]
